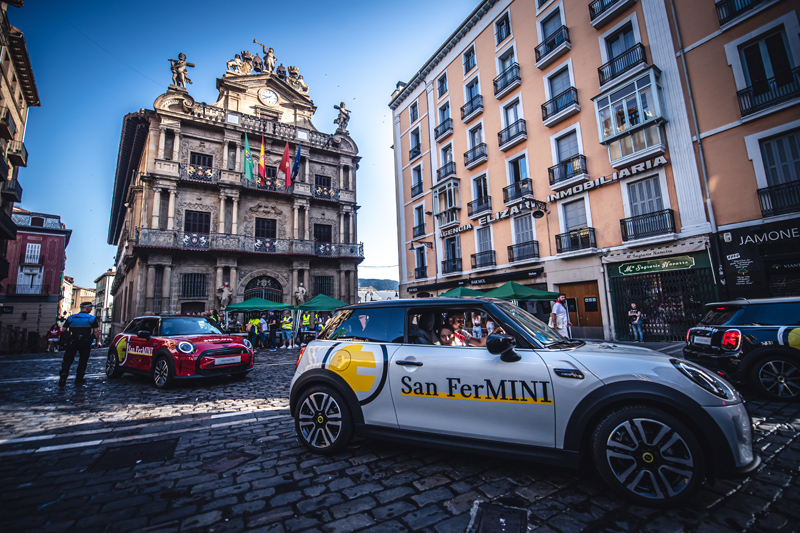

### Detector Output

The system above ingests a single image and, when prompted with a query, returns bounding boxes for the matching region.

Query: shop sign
[441,223,473,238]
[546,156,668,203]
[476,200,540,227]
[618,256,695,276]
[469,268,544,285]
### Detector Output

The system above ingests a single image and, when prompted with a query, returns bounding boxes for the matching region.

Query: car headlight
[177,341,196,355]
[243,339,253,350]
[671,359,736,400]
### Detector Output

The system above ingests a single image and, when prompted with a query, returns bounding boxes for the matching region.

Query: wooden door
[559,281,603,328]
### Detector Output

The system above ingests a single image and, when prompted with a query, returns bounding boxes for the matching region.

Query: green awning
[438,286,485,297]
[225,297,292,311]
[295,294,348,311]
[482,281,559,301]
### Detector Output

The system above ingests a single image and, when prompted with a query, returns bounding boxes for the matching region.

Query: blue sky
[12,0,476,287]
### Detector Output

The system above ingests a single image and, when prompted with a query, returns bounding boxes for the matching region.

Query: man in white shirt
[550,293,572,338]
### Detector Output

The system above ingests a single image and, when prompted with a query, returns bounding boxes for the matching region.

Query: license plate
[214,356,241,366]
[693,336,711,346]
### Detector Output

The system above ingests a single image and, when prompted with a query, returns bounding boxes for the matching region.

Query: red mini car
[106,315,255,388]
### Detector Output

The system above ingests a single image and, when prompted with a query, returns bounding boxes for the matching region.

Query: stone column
[293,206,299,240]
[158,127,166,159]
[230,266,238,298]
[351,270,357,305]
[236,144,241,173]
[172,133,180,161]
[222,143,229,171]
[216,267,223,292]
[218,195,226,234]
[167,189,176,230]
[162,265,172,311]
[291,268,297,304]
[232,197,239,234]
[146,265,156,310]
[338,209,344,244]
[141,181,150,229]
[304,157,310,183]
[151,188,162,228]
[304,207,310,240]
[339,270,345,301]
[338,165,344,191]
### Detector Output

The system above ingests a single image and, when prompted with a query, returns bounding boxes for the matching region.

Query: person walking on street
[629,302,644,342]
[281,311,294,349]
[550,293,572,338]
[59,302,101,387]
[247,315,260,347]
[258,313,269,349]
[46,323,61,353]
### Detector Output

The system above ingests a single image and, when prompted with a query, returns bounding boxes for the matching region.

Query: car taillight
[721,329,741,351]
[296,346,306,369]
[686,328,691,343]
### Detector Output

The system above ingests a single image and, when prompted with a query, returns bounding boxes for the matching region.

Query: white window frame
[438,99,452,124]
[512,212,538,245]
[557,191,593,234]
[536,0,556,17]
[472,171,490,201]
[501,94,525,127]
[618,167,672,219]
[409,100,419,124]
[411,163,424,187]
[543,57,576,100]
[537,1,566,44]
[494,9,513,49]
[464,75,481,102]
[413,201,426,229]
[473,224,495,262]
[496,41,518,76]
[466,119,485,149]
[505,148,530,186]
[463,44,477,78]
[414,244,428,270]
[440,142,454,165]
[24,243,41,264]
[410,127,421,148]
[550,122,584,164]
[744,118,800,189]
[597,12,642,65]
[437,72,449,100]
[723,12,800,93]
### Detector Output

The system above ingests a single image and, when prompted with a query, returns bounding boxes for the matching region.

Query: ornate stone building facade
[108,46,362,334]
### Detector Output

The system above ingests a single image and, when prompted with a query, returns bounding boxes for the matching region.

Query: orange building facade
[390,0,798,341]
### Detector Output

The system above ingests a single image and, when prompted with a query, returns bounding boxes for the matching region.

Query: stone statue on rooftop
[334,102,351,133]
[169,53,194,88]
[254,40,276,74]
[226,54,242,73]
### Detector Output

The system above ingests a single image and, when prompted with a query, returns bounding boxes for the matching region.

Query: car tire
[294,385,353,455]
[591,405,705,507]
[152,355,175,389]
[750,355,800,401]
[106,348,123,379]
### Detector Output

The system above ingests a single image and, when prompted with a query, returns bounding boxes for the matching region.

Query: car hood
[167,334,247,345]
[570,340,672,360]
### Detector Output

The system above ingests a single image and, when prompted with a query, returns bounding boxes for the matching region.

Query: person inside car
[435,325,463,346]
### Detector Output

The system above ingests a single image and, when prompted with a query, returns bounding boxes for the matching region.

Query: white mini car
[289,298,759,506]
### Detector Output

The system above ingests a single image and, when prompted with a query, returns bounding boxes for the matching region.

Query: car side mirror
[137,330,151,341]
[486,334,521,362]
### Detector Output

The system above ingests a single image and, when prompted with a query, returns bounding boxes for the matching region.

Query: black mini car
[684,297,800,400]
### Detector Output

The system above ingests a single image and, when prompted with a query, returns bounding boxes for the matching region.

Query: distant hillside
[358,278,399,291]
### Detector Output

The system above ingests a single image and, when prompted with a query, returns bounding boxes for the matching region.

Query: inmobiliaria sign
[545,156,669,203]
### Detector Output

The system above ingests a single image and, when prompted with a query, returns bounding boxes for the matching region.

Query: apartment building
[94,268,114,342]
[108,45,362,336]
[391,0,798,340]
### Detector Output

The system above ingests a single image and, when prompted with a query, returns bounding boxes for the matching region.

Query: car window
[159,317,223,336]
[140,318,159,334]
[494,301,565,347]
[753,304,800,326]
[325,308,405,343]
[698,305,745,326]
[407,307,504,347]
[123,319,143,334]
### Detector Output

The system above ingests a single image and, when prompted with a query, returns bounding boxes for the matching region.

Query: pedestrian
[247,314,260,347]
[259,312,269,349]
[267,310,279,351]
[550,293,571,338]
[301,311,312,332]
[59,302,101,387]
[46,323,61,353]
[629,302,644,342]
[281,310,294,348]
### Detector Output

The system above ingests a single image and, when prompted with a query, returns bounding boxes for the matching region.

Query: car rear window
[698,305,744,326]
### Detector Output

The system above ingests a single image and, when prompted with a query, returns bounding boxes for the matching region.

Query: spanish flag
[244,133,254,181]
[278,141,291,190]
[258,135,266,185]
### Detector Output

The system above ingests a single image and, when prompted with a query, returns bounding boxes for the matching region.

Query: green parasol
[225,297,292,311]
[482,282,559,301]
[438,286,485,298]
[295,294,348,311]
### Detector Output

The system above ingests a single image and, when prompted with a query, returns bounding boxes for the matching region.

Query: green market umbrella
[295,294,348,311]
[482,282,559,301]
[225,297,292,311]
[438,286,485,298]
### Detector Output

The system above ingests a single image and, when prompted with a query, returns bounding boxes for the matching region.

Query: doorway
[558,281,604,339]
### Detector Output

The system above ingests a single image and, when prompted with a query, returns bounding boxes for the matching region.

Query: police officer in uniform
[59,301,101,387]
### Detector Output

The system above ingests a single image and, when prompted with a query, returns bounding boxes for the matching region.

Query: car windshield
[698,305,744,326]
[159,317,223,336]
[494,301,569,347]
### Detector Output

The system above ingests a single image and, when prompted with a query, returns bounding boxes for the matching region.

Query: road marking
[0,414,292,457]
[0,373,106,384]
[0,357,105,363]
[658,345,685,355]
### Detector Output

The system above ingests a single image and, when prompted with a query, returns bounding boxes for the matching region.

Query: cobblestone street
[0,345,798,532]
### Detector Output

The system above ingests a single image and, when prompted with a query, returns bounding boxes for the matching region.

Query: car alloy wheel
[592,406,704,506]
[106,349,122,378]
[754,356,800,400]
[153,356,174,389]
[295,386,353,455]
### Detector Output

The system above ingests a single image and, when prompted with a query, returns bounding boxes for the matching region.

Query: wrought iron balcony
[620,209,676,241]
[0,206,16,240]
[535,26,570,67]
[556,227,596,253]
[413,222,426,238]
[3,283,50,296]
[758,180,800,218]
[471,250,496,269]
[434,118,453,141]
[589,0,625,22]
[411,181,424,197]
[0,155,8,181]
[312,241,365,258]
[180,163,218,183]
[442,257,462,274]
[716,0,764,25]
[508,241,540,263]
[0,107,16,140]
[542,87,579,123]
[549,155,588,186]
[409,143,422,161]
[598,44,646,86]
[498,119,527,151]
[494,63,521,98]
[242,176,291,194]
[436,161,457,182]
[182,232,211,249]
[737,66,800,117]
[437,207,461,228]
[415,266,428,279]
[461,95,484,122]
[6,141,27,167]
[464,143,488,169]
[1,179,21,203]
[502,178,533,204]
[467,196,492,218]
[314,184,340,200]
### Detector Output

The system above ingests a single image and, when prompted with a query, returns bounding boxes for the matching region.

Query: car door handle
[395,360,423,367]
[553,368,584,379]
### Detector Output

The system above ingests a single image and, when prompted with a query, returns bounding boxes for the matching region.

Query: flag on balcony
[258,135,266,185]
[291,142,302,182]
[278,141,291,189]
[244,133,254,181]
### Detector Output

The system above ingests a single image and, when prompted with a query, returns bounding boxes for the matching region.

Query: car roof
[342,297,509,309]
[130,315,215,320]
[705,297,800,307]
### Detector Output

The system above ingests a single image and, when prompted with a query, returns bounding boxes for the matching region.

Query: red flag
[278,141,292,189]
[258,136,266,185]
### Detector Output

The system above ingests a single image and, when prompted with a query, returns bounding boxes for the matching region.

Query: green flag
[244,133,254,181]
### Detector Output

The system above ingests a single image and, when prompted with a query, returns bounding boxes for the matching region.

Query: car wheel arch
[151,348,175,372]
[739,345,799,377]
[563,381,728,479]
[290,369,365,425]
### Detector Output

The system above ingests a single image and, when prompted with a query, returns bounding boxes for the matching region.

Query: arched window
[245,276,283,303]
